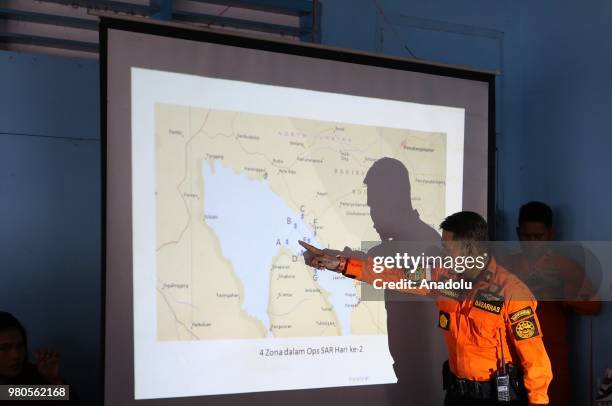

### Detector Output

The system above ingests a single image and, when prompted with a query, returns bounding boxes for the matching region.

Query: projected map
[154,104,447,341]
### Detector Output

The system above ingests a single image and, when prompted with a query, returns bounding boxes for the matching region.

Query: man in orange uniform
[301,211,552,405]
[501,201,601,406]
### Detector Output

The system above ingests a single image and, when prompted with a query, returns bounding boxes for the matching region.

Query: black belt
[442,361,526,401]
[446,374,494,400]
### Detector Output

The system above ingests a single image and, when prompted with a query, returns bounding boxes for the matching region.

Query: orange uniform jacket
[344,257,553,405]
[501,251,601,406]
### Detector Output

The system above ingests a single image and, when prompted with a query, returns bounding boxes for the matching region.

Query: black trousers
[444,392,528,406]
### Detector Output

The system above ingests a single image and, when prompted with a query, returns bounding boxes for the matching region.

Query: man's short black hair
[440,211,488,241]
[518,201,553,228]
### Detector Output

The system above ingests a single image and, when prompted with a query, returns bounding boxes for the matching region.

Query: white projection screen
[102,16,495,406]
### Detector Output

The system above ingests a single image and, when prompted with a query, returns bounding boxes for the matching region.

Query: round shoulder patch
[515,318,536,339]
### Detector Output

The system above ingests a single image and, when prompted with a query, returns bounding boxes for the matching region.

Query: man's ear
[548,226,555,240]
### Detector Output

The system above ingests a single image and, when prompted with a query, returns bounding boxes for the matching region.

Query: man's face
[517,221,553,259]
[517,222,553,241]
[0,328,25,378]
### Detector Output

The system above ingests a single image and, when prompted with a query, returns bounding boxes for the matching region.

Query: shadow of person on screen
[320,158,446,405]
[362,158,446,405]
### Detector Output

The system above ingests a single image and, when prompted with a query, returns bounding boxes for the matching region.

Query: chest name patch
[438,278,463,301]
[473,290,504,314]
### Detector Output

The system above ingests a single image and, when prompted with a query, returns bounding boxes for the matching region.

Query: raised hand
[36,348,63,384]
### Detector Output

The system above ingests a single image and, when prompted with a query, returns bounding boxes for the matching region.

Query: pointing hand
[298,240,342,271]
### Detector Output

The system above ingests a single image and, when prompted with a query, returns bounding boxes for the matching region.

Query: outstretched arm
[299,240,431,296]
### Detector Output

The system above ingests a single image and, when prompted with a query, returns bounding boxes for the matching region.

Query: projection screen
[102,16,495,406]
